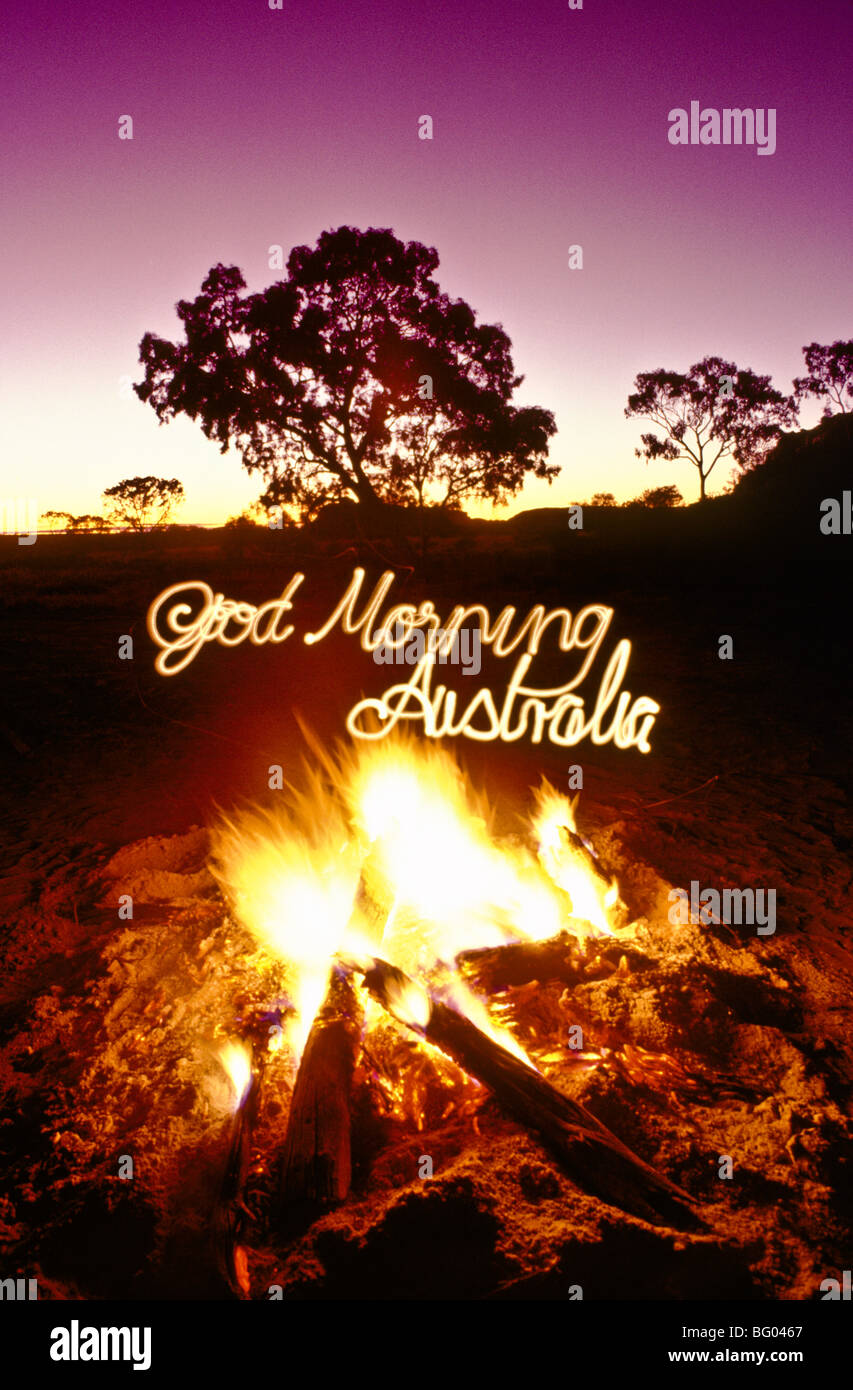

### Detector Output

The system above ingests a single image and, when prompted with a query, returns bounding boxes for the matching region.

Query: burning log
[534,785,631,932]
[213,1040,264,1298]
[459,932,650,992]
[277,855,393,1229]
[352,956,701,1230]
[348,845,395,942]
[558,823,613,897]
[277,968,362,1229]
[459,930,586,991]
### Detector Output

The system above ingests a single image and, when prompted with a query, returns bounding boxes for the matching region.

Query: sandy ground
[0,534,850,1298]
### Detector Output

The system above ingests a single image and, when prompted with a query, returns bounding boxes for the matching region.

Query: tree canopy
[43,511,107,532]
[625,357,798,500]
[135,226,557,520]
[793,340,853,417]
[102,476,184,531]
[637,484,683,508]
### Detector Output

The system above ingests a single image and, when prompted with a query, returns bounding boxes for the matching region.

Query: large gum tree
[135,226,557,521]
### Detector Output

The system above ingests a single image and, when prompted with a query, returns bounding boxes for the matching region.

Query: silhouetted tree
[43,510,73,530]
[794,340,853,417]
[589,491,617,506]
[639,484,683,508]
[43,510,107,531]
[135,226,557,521]
[102,476,184,530]
[224,510,266,528]
[626,357,798,500]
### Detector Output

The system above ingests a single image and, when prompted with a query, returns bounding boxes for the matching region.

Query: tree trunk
[353,481,393,538]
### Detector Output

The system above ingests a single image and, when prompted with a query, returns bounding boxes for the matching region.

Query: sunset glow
[2,0,847,522]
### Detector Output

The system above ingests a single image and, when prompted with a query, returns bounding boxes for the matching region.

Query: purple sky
[2,0,850,522]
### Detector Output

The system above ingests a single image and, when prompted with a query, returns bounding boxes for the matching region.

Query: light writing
[146,576,305,675]
[146,568,660,752]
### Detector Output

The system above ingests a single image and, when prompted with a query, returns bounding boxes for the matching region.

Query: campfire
[7,731,848,1302]
[205,735,706,1293]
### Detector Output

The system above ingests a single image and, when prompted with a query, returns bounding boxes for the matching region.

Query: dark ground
[0,427,851,1299]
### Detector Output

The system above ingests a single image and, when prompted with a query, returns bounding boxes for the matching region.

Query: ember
[202,736,704,1246]
[210,737,621,1080]
[5,727,850,1303]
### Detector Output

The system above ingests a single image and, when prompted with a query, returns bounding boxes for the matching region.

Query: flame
[532,782,618,936]
[438,975,537,1068]
[218,1041,252,1110]
[210,773,363,1060]
[342,739,566,968]
[381,970,432,1031]
[211,740,621,1085]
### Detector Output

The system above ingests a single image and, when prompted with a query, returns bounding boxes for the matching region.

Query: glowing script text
[146,569,661,752]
